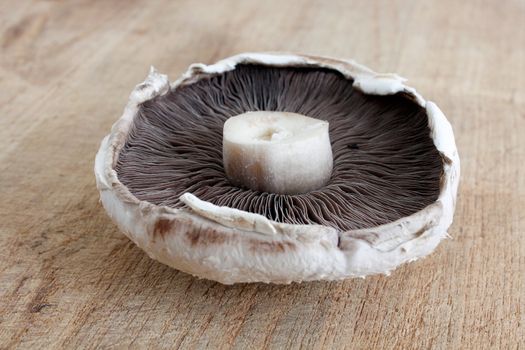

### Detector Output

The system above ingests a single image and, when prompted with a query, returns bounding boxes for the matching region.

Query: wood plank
[0,0,523,348]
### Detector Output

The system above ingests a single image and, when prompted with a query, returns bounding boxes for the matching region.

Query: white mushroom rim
[94,52,460,284]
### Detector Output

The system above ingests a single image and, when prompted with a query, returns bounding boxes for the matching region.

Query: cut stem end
[223,111,333,194]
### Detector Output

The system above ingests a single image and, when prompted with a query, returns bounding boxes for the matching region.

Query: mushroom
[94,53,460,284]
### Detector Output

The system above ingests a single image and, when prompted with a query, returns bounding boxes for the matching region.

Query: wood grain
[0,0,523,348]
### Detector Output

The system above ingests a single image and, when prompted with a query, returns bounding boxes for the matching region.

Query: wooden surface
[1,1,523,349]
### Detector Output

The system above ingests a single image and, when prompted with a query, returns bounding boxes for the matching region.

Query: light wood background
[1,1,523,349]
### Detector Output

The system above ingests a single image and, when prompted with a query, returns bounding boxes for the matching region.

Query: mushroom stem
[223,111,333,194]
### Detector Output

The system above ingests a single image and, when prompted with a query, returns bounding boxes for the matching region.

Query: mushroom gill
[115,64,443,231]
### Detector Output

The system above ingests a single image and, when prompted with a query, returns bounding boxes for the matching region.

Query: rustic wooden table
[1,1,523,349]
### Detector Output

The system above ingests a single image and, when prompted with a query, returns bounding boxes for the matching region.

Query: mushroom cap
[94,53,460,284]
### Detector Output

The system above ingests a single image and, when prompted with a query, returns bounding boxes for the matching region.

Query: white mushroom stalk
[223,111,333,194]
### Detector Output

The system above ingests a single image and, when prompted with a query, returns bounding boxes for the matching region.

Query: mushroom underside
[115,64,443,231]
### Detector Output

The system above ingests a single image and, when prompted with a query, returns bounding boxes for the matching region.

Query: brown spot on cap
[153,218,173,239]
[414,223,432,237]
[439,168,447,192]
[249,240,296,254]
[137,83,149,91]
[441,153,453,165]
[185,225,227,247]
